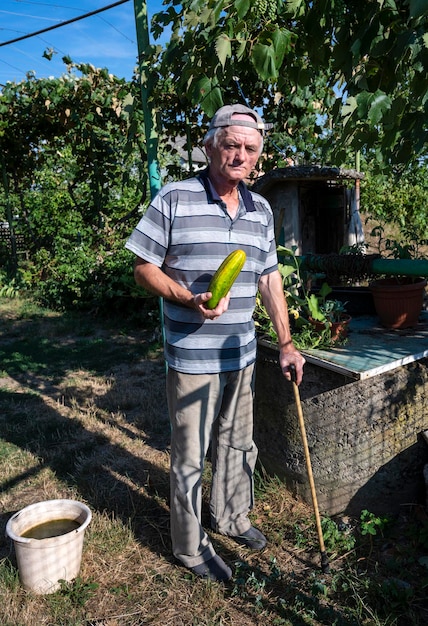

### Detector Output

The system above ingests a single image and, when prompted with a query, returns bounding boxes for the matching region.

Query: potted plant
[305,282,351,342]
[254,246,351,349]
[367,225,427,329]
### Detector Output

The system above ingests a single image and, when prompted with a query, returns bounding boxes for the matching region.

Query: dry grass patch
[1,298,428,625]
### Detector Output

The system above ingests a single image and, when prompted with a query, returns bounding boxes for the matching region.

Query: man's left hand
[279,346,305,385]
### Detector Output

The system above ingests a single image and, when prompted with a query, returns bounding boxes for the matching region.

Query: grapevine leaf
[192,76,223,116]
[251,43,277,80]
[235,36,248,61]
[272,28,292,69]
[355,91,371,117]
[215,34,232,69]
[234,0,251,19]
[285,0,307,17]
[198,7,214,26]
[367,90,392,125]
[183,8,203,28]
[341,96,358,124]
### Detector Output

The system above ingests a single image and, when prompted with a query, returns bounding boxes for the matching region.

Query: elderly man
[125,104,305,582]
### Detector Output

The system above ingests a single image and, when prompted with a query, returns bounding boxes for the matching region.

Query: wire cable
[0,0,130,48]
[0,27,68,54]
[10,1,136,45]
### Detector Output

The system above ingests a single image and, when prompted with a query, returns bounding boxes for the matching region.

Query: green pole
[371,257,428,278]
[133,0,162,199]
[133,0,166,353]
[300,254,428,278]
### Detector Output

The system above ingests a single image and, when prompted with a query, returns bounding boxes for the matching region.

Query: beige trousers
[167,364,257,568]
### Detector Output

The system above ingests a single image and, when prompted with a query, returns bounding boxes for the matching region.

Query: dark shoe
[232,526,267,550]
[189,555,232,582]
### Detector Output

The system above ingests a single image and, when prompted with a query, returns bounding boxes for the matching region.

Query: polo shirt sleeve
[262,236,279,276]
[254,195,278,276]
[125,190,172,267]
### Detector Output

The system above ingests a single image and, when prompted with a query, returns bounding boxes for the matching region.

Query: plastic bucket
[5,499,92,594]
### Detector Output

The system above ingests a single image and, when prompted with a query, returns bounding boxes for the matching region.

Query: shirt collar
[198,168,256,212]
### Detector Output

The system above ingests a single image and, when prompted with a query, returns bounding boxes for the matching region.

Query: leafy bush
[22,233,150,312]
[361,163,428,245]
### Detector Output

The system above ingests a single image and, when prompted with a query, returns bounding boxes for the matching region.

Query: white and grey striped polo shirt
[125,169,278,374]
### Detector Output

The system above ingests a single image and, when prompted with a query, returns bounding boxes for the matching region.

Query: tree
[360,159,428,248]
[0,62,147,226]
[0,63,148,308]
[148,0,427,169]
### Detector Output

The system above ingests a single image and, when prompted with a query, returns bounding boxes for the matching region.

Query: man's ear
[204,141,213,158]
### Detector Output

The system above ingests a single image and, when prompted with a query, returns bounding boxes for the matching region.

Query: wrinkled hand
[279,345,305,385]
[194,292,231,319]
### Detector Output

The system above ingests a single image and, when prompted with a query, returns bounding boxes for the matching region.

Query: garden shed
[251,165,365,253]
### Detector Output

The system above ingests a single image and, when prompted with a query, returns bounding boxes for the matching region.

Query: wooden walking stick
[290,365,330,574]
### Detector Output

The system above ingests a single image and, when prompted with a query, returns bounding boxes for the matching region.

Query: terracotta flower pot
[369,277,427,329]
[309,314,352,342]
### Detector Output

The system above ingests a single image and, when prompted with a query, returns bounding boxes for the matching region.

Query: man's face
[206,117,262,185]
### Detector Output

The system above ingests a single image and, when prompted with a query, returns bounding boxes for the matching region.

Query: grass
[1,296,428,625]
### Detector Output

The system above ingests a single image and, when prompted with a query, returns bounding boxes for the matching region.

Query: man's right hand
[134,258,231,320]
[196,292,231,319]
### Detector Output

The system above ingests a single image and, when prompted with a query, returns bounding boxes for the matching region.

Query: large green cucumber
[205,249,246,309]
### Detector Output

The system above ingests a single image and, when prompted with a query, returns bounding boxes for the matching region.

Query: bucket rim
[5,498,92,544]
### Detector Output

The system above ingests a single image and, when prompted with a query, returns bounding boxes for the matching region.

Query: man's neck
[208,171,242,218]
[208,171,240,197]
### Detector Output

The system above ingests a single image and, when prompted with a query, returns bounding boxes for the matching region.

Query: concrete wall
[254,344,428,516]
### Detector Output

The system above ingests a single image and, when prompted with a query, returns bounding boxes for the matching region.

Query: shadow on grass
[0,303,379,625]
[0,307,172,559]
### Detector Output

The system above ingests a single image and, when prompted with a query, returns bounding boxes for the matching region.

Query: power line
[0,0,131,48]
[12,1,86,9]
[0,56,26,74]
[0,27,67,52]
[0,27,67,77]
[9,1,136,45]
[98,15,135,44]
[0,10,60,21]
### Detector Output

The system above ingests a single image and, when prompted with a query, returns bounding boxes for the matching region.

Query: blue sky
[0,0,166,86]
